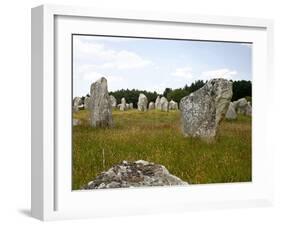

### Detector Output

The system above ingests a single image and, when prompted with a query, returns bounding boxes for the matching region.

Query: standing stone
[225,102,237,120]
[109,95,117,109]
[73,97,83,112]
[245,102,252,116]
[89,77,113,128]
[180,78,232,140]
[160,97,169,112]
[168,100,178,110]
[129,103,134,109]
[155,96,161,110]
[126,103,130,110]
[120,97,127,111]
[137,93,148,112]
[233,98,248,115]
[148,102,155,110]
[84,96,91,110]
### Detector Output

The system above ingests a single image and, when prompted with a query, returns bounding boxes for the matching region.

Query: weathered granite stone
[137,93,148,111]
[180,78,233,140]
[233,98,248,115]
[109,95,117,109]
[129,103,134,109]
[148,102,155,110]
[73,97,83,112]
[160,97,169,112]
[245,102,252,116]
[84,96,91,110]
[126,103,130,110]
[168,100,178,110]
[155,96,161,110]
[89,77,113,128]
[120,97,127,111]
[225,102,237,120]
[83,160,188,189]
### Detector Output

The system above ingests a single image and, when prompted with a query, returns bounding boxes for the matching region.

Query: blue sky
[73,35,252,97]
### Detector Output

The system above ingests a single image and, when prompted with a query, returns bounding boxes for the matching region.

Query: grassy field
[72,109,251,190]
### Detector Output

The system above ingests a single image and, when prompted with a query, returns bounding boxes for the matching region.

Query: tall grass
[72,109,251,189]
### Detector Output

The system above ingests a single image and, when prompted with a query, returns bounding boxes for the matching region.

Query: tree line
[106,80,252,107]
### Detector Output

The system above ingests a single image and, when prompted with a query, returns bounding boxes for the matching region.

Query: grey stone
[120,97,127,111]
[168,100,178,110]
[155,96,161,110]
[129,103,134,109]
[137,93,148,111]
[225,102,237,120]
[126,103,130,110]
[109,95,117,109]
[73,97,83,112]
[233,98,252,116]
[233,98,248,115]
[180,78,233,140]
[84,96,91,110]
[148,102,155,110]
[83,160,188,189]
[160,97,169,112]
[89,77,113,128]
[245,102,252,116]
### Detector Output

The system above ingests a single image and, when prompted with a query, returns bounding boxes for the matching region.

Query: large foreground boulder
[83,160,188,189]
[180,78,232,140]
[90,77,113,128]
[137,93,148,111]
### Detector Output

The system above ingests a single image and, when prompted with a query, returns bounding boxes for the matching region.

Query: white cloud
[74,38,151,70]
[201,68,237,80]
[172,67,193,80]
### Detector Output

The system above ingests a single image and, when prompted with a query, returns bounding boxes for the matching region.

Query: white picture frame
[31,4,274,221]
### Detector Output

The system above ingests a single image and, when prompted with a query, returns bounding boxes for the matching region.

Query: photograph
[72,35,252,190]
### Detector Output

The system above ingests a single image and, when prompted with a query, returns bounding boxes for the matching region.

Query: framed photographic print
[31,4,274,221]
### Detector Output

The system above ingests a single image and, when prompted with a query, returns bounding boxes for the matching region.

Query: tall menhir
[90,77,113,128]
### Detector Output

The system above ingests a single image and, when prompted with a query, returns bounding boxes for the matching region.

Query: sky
[73,35,252,97]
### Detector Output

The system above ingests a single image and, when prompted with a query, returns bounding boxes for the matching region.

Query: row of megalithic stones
[73,90,178,112]
[73,77,251,141]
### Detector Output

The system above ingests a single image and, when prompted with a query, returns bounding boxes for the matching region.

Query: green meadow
[72,109,251,190]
